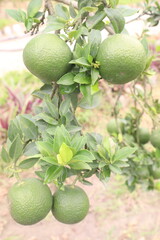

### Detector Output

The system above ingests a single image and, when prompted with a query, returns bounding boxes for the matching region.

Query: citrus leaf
[59,98,71,116]
[71,135,86,152]
[6,9,26,22]
[86,11,106,29]
[41,156,58,165]
[35,113,58,125]
[19,157,39,169]
[55,4,70,20]
[91,68,99,85]
[104,8,125,33]
[53,125,71,153]
[109,164,122,174]
[27,0,42,17]
[19,115,38,140]
[69,57,91,68]
[114,147,137,162]
[69,161,91,170]
[44,165,64,183]
[70,149,95,163]
[1,147,11,163]
[9,135,23,161]
[74,72,91,84]
[36,141,55,156]
[24,142,39,156]
[57,73,75,85]
[118,7,138,17]
[57,143,73,165]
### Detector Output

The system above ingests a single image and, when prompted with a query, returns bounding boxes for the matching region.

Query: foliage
[2,0,160,194]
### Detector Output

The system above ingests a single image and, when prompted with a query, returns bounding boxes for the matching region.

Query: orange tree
[1,0,160,225]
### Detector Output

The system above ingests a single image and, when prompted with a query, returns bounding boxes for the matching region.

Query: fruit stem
[72,175,80,186]
[51,83,58,99]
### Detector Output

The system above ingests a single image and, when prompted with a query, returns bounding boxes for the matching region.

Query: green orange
[52,185,89,224]
[23,33,72,84]
[8,178,52,225]
[96,34,146,84]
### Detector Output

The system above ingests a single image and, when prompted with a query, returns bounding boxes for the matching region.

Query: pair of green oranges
[107,119,160,148]
[8,178,89,225]
[23,33,146,85]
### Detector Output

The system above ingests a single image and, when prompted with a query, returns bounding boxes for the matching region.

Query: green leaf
[57,143,73,165]
[104,8,125,33]
[69,57,91,68]
[41,156,58,165]
[59,98,71,116]
[118,7,138,17]
[19,115,38,140]
[59,84,77,95]
[9,135,23,161]
[35,113,58,125]
[6,9,26,22]
[44,165,64,183]
[44,97,59,119]
[88,29,101,58]
[55,4,70,20]
[8,118,23,142]
[32,84,52,99]
[27,0,42,17]
[109,164,122,174]
[91,68,99,85]
[71,135,86,152]
[78,0,92,10]
[36,141,55,156]
[70,149,95,163]
[24,142,39,156]
[68,26,88,40]
[114,147,137,162]
[43,16,65,32]
[19,157,39,169]
[53,125,71,153]
[73,44,83,59]
[69,3,77,18]
[67,125,82,134]
[1,147,11,163]
[79,86,101,109]
[69,161,91,170]
[57,73,75,85]
[74,72,91,84]
[86,11,106,29]
[109,0,119,8]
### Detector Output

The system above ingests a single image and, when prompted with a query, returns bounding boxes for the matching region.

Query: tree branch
[45,0,54,15]
[53,0,78,9]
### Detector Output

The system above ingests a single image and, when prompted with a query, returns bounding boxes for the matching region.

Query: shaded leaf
[19,157,39,169]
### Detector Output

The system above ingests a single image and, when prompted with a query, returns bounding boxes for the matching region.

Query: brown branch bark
[53,0,78,9]
[45,0,54,15]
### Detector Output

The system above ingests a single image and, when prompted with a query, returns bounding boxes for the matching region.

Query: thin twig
[51,83,58,99]
[53,0,78,9]
[45,0,54,15]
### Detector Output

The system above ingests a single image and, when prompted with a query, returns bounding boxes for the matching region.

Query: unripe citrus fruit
[8,178,52,225]
[150,129,160,149]
[52,185,89,224]
[23,34,72,84]
[137,128,150,144]
[107,119,124,135]
[96,34,146,84]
